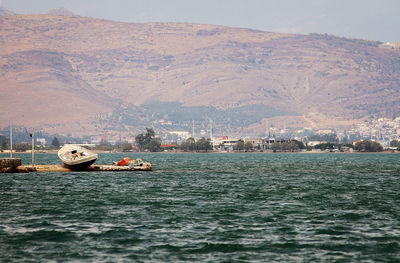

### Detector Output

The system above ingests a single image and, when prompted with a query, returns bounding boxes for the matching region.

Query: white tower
[192,120,195,138]
[209,119,213,140]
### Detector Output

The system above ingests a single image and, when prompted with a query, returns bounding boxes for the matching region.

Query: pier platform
[0,158,22,173]
[2,163,152,173]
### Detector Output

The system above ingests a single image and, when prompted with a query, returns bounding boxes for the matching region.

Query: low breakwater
[0,158,22,173]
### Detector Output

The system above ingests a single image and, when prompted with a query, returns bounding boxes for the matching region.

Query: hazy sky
[2,0,399,42]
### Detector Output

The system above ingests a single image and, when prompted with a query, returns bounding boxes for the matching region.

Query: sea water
[0,153,399,262]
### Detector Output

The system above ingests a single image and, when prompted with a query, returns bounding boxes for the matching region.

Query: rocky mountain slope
[1,13,399,137]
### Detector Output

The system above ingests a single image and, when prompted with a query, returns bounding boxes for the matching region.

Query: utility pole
[192,120,195,139]
[30,132,35,167]
[10,126,13,158]
[210,120,213,140]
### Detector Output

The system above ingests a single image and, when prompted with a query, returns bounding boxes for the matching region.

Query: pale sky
[2,0,399,42]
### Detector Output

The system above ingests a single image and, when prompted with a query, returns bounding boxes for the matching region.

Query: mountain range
[1,8,400,137]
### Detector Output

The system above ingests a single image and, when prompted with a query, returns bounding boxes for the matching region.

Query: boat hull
[58,145,98,169]
[62,158,97,170]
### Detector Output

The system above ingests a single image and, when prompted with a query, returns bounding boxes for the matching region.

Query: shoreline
[1,150,399,154]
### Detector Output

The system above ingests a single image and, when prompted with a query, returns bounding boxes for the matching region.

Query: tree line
[271,140,305,152]
[135,128,162,152]
[0,128,394,153]
[0,135,61,152]
[134,128,213,152]
[178,137,213,152]
[354,140,383,152]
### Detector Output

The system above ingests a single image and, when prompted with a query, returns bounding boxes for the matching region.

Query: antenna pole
[30,132,35,167]
[192,120,195,138]
[10,126,13,158]
[210,120,213,140]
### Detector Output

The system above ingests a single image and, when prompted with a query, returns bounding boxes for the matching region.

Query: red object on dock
[117,157,131,166]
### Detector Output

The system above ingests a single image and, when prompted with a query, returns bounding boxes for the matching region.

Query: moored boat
[57,144,98,169]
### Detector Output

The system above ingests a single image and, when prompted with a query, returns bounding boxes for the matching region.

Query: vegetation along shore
[1,128,397,154]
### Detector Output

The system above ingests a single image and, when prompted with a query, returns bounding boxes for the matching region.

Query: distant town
[2,117,400,153]
[380,41,400,49]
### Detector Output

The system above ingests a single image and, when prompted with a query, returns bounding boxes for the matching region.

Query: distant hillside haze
[0,7,15,16]
[1,13,400,136]
[47,8,78,17]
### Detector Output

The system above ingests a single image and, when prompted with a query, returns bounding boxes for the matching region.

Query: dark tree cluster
[179,137,212,152]
[51,137,60,147]
[233,140,254,151]
[0,135,8,151]
[390,140,399,148]
[354,140,383,152]
[135,128,161,152]
[13,143,31,152]
[271,140,305,152]
[121,142,133,152]
[312,143,354,151]
[308,134,339,143]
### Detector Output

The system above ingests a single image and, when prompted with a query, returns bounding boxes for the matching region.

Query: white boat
[57,145,98,168]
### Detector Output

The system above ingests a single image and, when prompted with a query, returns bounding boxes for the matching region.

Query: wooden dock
[3,163,152,173]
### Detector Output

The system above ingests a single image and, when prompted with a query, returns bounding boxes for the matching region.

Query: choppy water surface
[1,153,399,262]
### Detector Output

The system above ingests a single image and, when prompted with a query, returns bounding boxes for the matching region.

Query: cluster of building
[211,136,289,151]
[7,117,400,152]
[380,41,400,49]
[159,117,400,151]
[344,118,400,148]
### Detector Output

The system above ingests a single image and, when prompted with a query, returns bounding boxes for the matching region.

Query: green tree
[292,140,305,149]
[179,137,196,152]
[196,137,213,152]
[234,139,245,151]
[51,137,60,147]
[370,141,384,152]
[390,140,399,148]
[178,141,188,151]
[244,141,253,152]
[145,128,155,138]
[146,138,162,152]
[355,141,368,152]
[13,142,30,152]
[271,140,303,152]
[186,137,196,151]
[282,141,299,151]
[315,142,336,150]
[121,142,133,152]
[135,133,146,149]
[271,142,281,152]
[0,135,8,151]
[135,128,161,152]
[354,140,383,152]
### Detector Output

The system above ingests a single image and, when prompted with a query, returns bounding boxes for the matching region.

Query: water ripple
[0,153,399,262]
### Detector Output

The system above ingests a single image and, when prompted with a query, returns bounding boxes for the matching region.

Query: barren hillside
[1,14,399,136]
